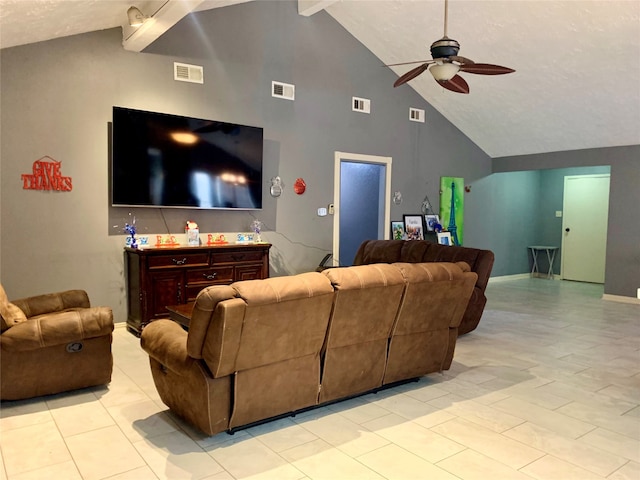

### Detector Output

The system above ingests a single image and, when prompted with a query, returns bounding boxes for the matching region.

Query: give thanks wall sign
[21,156,72,191]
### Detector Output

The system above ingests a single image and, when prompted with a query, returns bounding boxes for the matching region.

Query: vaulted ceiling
[1,0,638,158]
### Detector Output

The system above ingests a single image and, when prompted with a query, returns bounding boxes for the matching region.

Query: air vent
[272,81,295,100]
[352,97,371,114]
[409,108,425,123]
[174,62,204,84]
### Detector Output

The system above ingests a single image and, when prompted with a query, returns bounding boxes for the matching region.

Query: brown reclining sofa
[141,261,476,436]
[353,239,494,336]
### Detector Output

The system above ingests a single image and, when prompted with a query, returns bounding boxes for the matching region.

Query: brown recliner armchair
[0,284,114,400]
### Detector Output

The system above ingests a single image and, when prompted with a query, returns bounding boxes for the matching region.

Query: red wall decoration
[21,156,72,191]
[294,177,306,195]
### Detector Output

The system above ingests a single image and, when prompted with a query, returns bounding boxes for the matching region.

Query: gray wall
[477,166,611,277]
[0,0,492,322]
[465,171,540,277]
[494,147,640,297]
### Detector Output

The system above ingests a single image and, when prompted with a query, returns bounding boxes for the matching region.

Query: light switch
[555,211,562,217]
[317,207,327,217]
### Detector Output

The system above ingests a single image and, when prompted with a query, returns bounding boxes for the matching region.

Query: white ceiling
[1,0,638,158]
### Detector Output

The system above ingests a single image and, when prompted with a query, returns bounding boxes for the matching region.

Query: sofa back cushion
[191,273,335,378]
[354,240,494,291]
[322,264,405,346]
[232,273,335,371]
[383,262,477,384]
[319,264,406,402]
[352,240,405,265]
[12,290,90,318]
[227,272,334,428]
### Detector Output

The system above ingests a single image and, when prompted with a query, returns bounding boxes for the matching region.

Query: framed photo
[437,231,452,246]
[424,214,440,232]
[403,214,425,241]
[391,221,406,240]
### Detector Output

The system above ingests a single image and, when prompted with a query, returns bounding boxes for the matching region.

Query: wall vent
[174,62,204,84]
[409,108,425,123]
[352,97,371,114]
[272,81,295,100]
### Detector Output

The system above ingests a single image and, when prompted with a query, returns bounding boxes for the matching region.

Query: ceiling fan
[390,0,515,93]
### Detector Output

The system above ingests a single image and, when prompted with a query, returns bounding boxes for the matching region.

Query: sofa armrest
[12,290,91,318]
[0,306,113,352]
[473,250,495,291]
[141,320,196,376]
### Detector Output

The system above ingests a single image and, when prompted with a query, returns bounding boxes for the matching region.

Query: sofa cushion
[319,264,406,402]
[0,284,27,332]
[233,272,333,306]
[415,243,481,270]
[209,272,335,374]
[12,290,90,318]
[383,262,477,384]
[322,264,406,345]
[398,241,431,262]
[354,240,405,264]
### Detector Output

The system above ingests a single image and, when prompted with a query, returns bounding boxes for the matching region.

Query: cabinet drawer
[186,266,234,284]
[235,264,264,281]
[148,253,209,269]
[211,251,264,264]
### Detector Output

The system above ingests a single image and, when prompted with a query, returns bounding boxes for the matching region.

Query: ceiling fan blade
[386,59,433,67]
[460,63,515,75]
[437,74,469,94]
[394,63,430,88]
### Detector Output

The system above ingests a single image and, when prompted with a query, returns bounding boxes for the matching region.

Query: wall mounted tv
[111,107,263,210]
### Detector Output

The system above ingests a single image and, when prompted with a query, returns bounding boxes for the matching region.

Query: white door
[561,174,610,283]
[333,152,392,266]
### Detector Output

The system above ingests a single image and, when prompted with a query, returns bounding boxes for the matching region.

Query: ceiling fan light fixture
[127,6,147,27]
[430,63,460,82]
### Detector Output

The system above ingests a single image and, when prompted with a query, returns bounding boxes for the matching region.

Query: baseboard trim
[602,294,640,305]
[489,274,532,283]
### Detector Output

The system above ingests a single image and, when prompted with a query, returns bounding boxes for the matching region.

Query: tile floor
[1,278,638,479]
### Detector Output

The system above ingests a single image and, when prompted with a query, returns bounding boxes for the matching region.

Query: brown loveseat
[141,262,476,436]
[353,240,494,336]
[0,286,114,400]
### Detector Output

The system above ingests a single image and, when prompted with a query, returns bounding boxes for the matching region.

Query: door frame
[333,152,392,266]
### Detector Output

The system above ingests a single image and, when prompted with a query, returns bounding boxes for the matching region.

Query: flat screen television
[111,107,263,209]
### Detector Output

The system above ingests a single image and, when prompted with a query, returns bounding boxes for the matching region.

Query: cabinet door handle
[173,257,187,265]
[204,273,217,280]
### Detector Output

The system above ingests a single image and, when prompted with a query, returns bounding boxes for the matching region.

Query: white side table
[528,246,559,279]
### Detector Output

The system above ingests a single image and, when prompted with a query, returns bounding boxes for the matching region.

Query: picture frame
[437,231,452,246]
[403,214,425,241]
[424,214,440,232]
[391,221,406,240]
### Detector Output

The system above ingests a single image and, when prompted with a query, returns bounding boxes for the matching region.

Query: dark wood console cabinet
[124,244,271,335]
